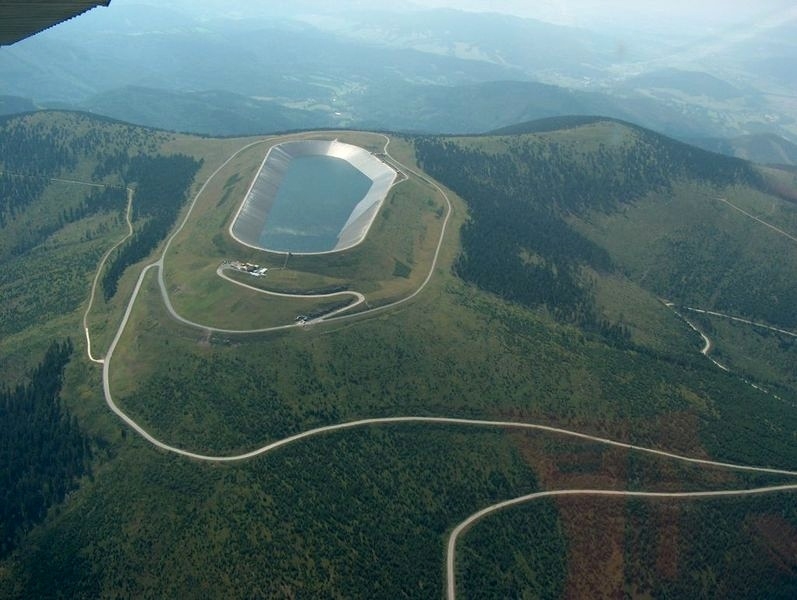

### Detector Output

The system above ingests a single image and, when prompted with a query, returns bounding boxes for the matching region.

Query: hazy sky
[95,0,797,41]
[407,0,797,32]
[121,0,797,26]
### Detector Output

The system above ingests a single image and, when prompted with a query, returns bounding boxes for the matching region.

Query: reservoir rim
[228,138,397,256]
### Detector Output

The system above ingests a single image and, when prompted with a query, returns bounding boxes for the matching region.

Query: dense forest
[7,184,127,259]
[0,340,92,558]
[0,118,78,176]
[101,154,202,300]
[492,116,764,190]
[414,122,760,332]
[0,112,168,257]
[0,174,46,228]
[415,135,608,325]
[0,117,81,231]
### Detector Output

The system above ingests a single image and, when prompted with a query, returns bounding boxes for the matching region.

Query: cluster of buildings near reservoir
[226,260,268,277]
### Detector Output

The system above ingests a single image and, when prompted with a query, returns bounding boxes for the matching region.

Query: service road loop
[216,264,366,321]
[117,132,453,338]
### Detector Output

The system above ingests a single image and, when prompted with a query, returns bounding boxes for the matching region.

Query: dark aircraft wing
[0,0,111,46]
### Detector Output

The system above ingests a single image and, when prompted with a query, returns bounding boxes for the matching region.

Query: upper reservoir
[230,139,397,254]
[260,155,371,252]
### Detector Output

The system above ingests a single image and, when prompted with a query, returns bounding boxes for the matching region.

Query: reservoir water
[258,155,373,253]
[230,139,397,254]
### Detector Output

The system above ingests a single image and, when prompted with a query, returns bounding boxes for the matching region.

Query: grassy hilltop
[1,112,796,598]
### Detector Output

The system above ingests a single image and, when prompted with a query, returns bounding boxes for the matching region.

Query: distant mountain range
[1,2,794,145]
[689,133,797,166]
[1,79,769,143]
[0,95,35,115]
[620,68,744,101]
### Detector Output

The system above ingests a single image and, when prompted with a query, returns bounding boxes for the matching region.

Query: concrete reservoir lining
[230,139,397,254]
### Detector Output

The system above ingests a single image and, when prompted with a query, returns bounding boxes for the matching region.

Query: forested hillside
[0,114,202,561]
[414,119,758,332]
[414,117,797,416]
[0,340,91,558]
[101,154,201,299]
[0,113,201,345]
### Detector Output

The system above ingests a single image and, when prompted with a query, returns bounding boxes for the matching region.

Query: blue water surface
[259,155,372,252]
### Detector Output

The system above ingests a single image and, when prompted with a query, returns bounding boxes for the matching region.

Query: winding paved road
[718,196,797,244]
[444,194,797,598]
[80,135,797,598]
[685,306,797,338]
[83,188,134,364]
[656,198,797,401]
[660,300,729,371]
[446,484,797,600]
[216,264,366,321]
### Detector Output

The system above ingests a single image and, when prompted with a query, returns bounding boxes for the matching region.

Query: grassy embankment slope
[1,112,796,598]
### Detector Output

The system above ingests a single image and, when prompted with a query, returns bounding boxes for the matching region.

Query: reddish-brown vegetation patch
[747,513,797,574]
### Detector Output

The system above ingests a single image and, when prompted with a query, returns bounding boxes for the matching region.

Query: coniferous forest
[0,340,92,558]
[101,153,202,300]
[414,123,761,331]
